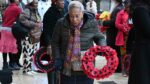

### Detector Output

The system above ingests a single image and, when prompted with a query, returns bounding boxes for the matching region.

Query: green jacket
[52,12,106,60]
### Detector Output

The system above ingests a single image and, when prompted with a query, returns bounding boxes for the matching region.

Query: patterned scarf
[63,21,83,76]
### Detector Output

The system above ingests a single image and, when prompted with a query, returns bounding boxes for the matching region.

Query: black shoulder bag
[12,11,32,40]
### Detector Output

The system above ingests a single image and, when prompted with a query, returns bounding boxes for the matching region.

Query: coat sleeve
[51,19,62,59]
[115,11,128,33]
[126,27,135,54]
[15,7,22,17]
[132,7,150,37]
[40,8,51,47]
[42,9,55,46]
[19,9,36,29]
[115,11,124,31]
[93,19,107,46]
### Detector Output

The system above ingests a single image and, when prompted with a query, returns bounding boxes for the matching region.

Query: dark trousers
[3,53,15,63]
[47,71,56,84]
[115,46,122,72]
[14,38,22,63]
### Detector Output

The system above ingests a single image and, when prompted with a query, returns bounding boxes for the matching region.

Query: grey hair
[68,1,85,12]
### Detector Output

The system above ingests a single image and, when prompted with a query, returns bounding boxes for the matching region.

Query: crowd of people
[0,0,150,84]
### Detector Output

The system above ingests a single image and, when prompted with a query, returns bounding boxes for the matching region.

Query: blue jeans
[61,74,94,84]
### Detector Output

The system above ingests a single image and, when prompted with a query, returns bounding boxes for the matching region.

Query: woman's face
[69,7,83,26]
[32,0,38,9]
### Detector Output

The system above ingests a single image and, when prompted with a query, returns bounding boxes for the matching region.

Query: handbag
[71,60,83,71]
[71,51,86,71]
[12,20,30,39]
[29,27,42,44]
[12,11,32,40]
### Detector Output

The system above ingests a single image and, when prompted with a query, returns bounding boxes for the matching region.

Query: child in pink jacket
[115,0,132,76]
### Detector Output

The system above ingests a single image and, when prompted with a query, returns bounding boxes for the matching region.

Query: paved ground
[0,54,128,84]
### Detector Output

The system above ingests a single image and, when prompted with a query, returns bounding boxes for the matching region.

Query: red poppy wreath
[82,45,118,80]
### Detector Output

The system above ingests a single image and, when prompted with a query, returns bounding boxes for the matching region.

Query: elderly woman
[19,0,42,75]
[51,1,106,84]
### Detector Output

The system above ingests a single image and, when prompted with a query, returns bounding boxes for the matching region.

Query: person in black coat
[40,0,64,84]
[102,0,123,72]
[40,0,64,47]
[128,0,150,84]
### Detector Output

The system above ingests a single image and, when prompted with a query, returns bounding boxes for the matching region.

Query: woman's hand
[47,45,52,59]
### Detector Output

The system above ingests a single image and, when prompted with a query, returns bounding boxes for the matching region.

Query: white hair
[68,1,84,12]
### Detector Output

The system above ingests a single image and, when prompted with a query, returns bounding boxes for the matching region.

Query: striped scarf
[63,21,83,76]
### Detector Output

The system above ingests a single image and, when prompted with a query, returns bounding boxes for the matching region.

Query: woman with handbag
[19,0,42,75]
[0,0,22,70]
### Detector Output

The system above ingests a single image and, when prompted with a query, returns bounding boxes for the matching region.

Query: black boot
[16,62,23,67]
[13,63,20,70]
[9,62,20,70]
[3,62,14,71]
[2,62,10,70]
